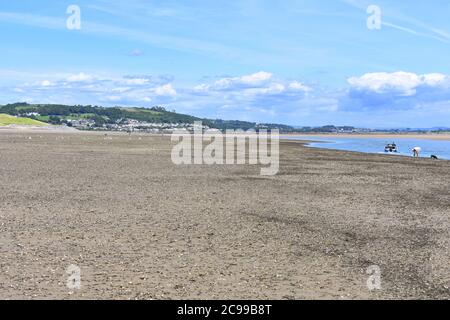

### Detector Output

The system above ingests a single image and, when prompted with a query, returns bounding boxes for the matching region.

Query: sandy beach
[0,131,449,299]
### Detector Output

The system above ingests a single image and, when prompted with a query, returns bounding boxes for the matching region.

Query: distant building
[25,112,40,117]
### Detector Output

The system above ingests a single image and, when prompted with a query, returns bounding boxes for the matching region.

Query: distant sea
[286,136,450,160]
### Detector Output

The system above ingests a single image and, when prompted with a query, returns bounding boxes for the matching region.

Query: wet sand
[282,133,450,141]
[0,131,449,299]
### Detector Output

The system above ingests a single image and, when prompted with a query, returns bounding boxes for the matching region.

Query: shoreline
[281,133,450,141]
[281,136,450,161]
[2,126,450,141]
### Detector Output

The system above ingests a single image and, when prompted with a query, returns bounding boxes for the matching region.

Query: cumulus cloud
[173,71,325,122]
[240,71,273,84]
[123,74,174,85]
[342,71,450,113]
[6,72,178,106]
[196,71,271,91]
[5,69,449,127]
[67,72,95,83]
[194,71,311,95]
[289,81,312,92]
[123,78,150,85]
[347,71,450,96]
[155,84,177,96]
[3,70,329,124]
[40,80,53,87]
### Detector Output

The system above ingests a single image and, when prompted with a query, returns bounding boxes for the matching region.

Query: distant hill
[0,113,47,126]
[0,103,296,132]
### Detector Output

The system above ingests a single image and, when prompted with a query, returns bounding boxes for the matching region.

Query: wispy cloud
[381,22,449,44]
[0,11,65,29]
[0,10,264,61]
[342,0,450,43]
[86,1,190,20]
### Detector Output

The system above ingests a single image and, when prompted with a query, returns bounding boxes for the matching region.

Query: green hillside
[0,113,47,126]
[0,103,296,131]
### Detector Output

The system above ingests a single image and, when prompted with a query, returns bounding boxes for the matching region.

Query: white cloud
[123,78,150,85]
[67,73,95,82]
[193,83,210,92]
[6,69,449,127]
[342,71,450,115]
[154,84,177,96]
[173,72,321,123]
[289,81,312,92]
[422,73,448,86]
[240,71,273,84]
[214,71,273,90]
[197,72,311,98]
[250,83,285,95]
[40,80,53,87]
[5,71,179,106]
[112,87,132,93]
[347,71,450,96]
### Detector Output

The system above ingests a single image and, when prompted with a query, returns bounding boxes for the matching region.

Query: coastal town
[66,118,211,133]
[6,108,448,134]
[4,104,371,133]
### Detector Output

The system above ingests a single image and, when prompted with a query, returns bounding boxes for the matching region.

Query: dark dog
[431,155,438,160]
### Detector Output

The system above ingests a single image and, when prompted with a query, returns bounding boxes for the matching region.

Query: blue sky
[1,0,450,127]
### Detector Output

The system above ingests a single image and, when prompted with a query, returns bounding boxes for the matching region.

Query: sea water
[285,136,450,160]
